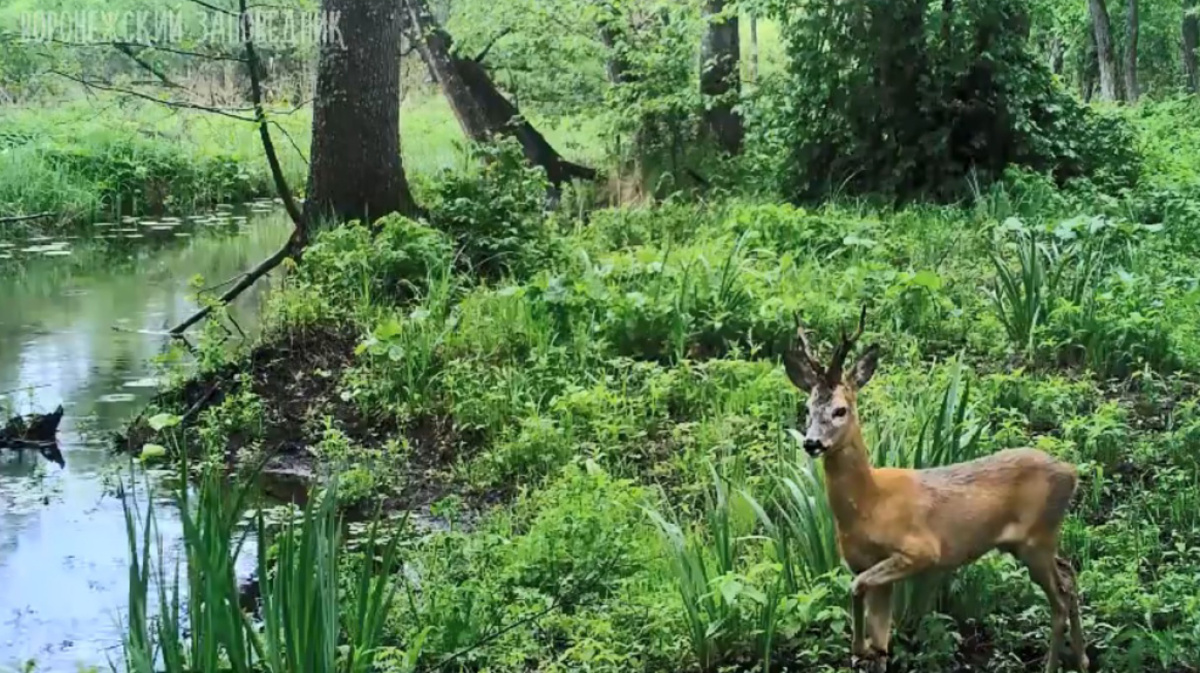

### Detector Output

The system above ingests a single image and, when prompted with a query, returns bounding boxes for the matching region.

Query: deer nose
[803,439,826,456]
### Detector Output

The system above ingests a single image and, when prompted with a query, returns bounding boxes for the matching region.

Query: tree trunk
[700,0,744,154]
[749,15,759,83]
[1089,0,1120,101]
[305,0,419,224]
[404,0,596,187]
[1185,0,1199,92]
[1124,0,1139,102]
[1049,35,1064,75]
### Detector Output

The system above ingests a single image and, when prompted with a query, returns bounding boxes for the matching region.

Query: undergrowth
[129,116,1200,672]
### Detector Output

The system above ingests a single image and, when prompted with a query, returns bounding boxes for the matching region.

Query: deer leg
[851,553,929,597]
[1055,556,1089,672]
[1020,547,1068,673]
[851,590,868,659]
[865,584,894,652]
[863,585,894,672]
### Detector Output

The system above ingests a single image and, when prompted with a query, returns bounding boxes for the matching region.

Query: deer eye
[832,407,848,418]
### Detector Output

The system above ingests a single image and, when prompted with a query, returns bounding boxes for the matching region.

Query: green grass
[136,126,1200,672]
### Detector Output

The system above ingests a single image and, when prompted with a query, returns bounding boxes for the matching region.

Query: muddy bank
[119,321,488,518]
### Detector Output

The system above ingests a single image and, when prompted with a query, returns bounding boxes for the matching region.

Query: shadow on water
[0,204,290,671]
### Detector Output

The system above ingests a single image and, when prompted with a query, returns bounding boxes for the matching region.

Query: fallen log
[1,404,65,467]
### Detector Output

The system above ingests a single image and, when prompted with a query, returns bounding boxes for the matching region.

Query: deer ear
[784,351,822,392]
[851,344,880,388]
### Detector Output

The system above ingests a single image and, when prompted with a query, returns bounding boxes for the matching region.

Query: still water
[0,207,290,671]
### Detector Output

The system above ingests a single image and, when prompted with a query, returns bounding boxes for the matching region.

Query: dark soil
[116,322,489,520]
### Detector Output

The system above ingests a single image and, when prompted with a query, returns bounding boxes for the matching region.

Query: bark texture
[1089,0,1120,102]
[1185,0,1199,93]
[749,15,759,82]
[305,0,419,224]
[700,0,743,154]
[405,0,596,187]
[1124,0,1139,102]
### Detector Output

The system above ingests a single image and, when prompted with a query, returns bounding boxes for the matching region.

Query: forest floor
[122,95,1200,672]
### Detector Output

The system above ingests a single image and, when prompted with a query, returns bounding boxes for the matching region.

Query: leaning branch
[0,212,56,224]
[168,3,307,337]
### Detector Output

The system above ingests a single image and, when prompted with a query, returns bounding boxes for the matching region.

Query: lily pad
[98,393,136,403]
[123,377,160,389]
[42,249,72,257]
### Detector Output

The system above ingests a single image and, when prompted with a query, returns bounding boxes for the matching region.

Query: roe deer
[783,307,1087,673]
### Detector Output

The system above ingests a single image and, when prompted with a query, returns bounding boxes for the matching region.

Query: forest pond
[0,206,289,671]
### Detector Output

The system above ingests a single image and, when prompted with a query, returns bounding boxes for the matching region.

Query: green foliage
[122,456,404,673]
[425,139,558,280]
[298,215,454,310]
[757,0,1141,202]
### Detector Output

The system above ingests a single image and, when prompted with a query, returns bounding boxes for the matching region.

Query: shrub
[298,215,454,309]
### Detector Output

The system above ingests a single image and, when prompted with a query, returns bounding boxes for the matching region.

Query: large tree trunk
[1124,0,1139,102]
[1089,0,1120,101]
[1185,0,1199,92]
[305,0,419,224]
[700,0,743,154]
[404,0,595,187]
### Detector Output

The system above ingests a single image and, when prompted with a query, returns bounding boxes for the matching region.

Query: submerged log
[1,404,66,467]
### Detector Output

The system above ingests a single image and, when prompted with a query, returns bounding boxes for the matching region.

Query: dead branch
[50,71,257,121]
[113,43,183,88]
[473,27,513,64]
[0,212,56,224]
[50,38,245,62]
[167,0,308,337]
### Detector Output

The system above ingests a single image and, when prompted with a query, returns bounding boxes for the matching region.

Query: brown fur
[817,396,1088,673]
[784,312,1088,671]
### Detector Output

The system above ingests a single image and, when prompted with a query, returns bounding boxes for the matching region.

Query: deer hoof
[851,649,888,673]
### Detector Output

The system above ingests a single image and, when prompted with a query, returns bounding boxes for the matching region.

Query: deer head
[784,306,879,457]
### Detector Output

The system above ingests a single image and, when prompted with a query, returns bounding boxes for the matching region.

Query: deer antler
[827,304,867,383]
[790,312,827,378]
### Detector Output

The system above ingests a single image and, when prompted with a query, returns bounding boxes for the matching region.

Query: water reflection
[0,210,289,670]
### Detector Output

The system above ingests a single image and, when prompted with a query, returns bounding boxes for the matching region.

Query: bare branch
[270,120,309,164]
[0,212,56,224]
[113,42,182,88]
[181,0,238,17]
[50,71,257,122]
[49,37,245,62]
[473,27,513,64]
[168,0,308,337]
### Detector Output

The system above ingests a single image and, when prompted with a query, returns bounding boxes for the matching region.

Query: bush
[425,139,558,280]
[297,215,454,309]
[758,0,1141,203]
